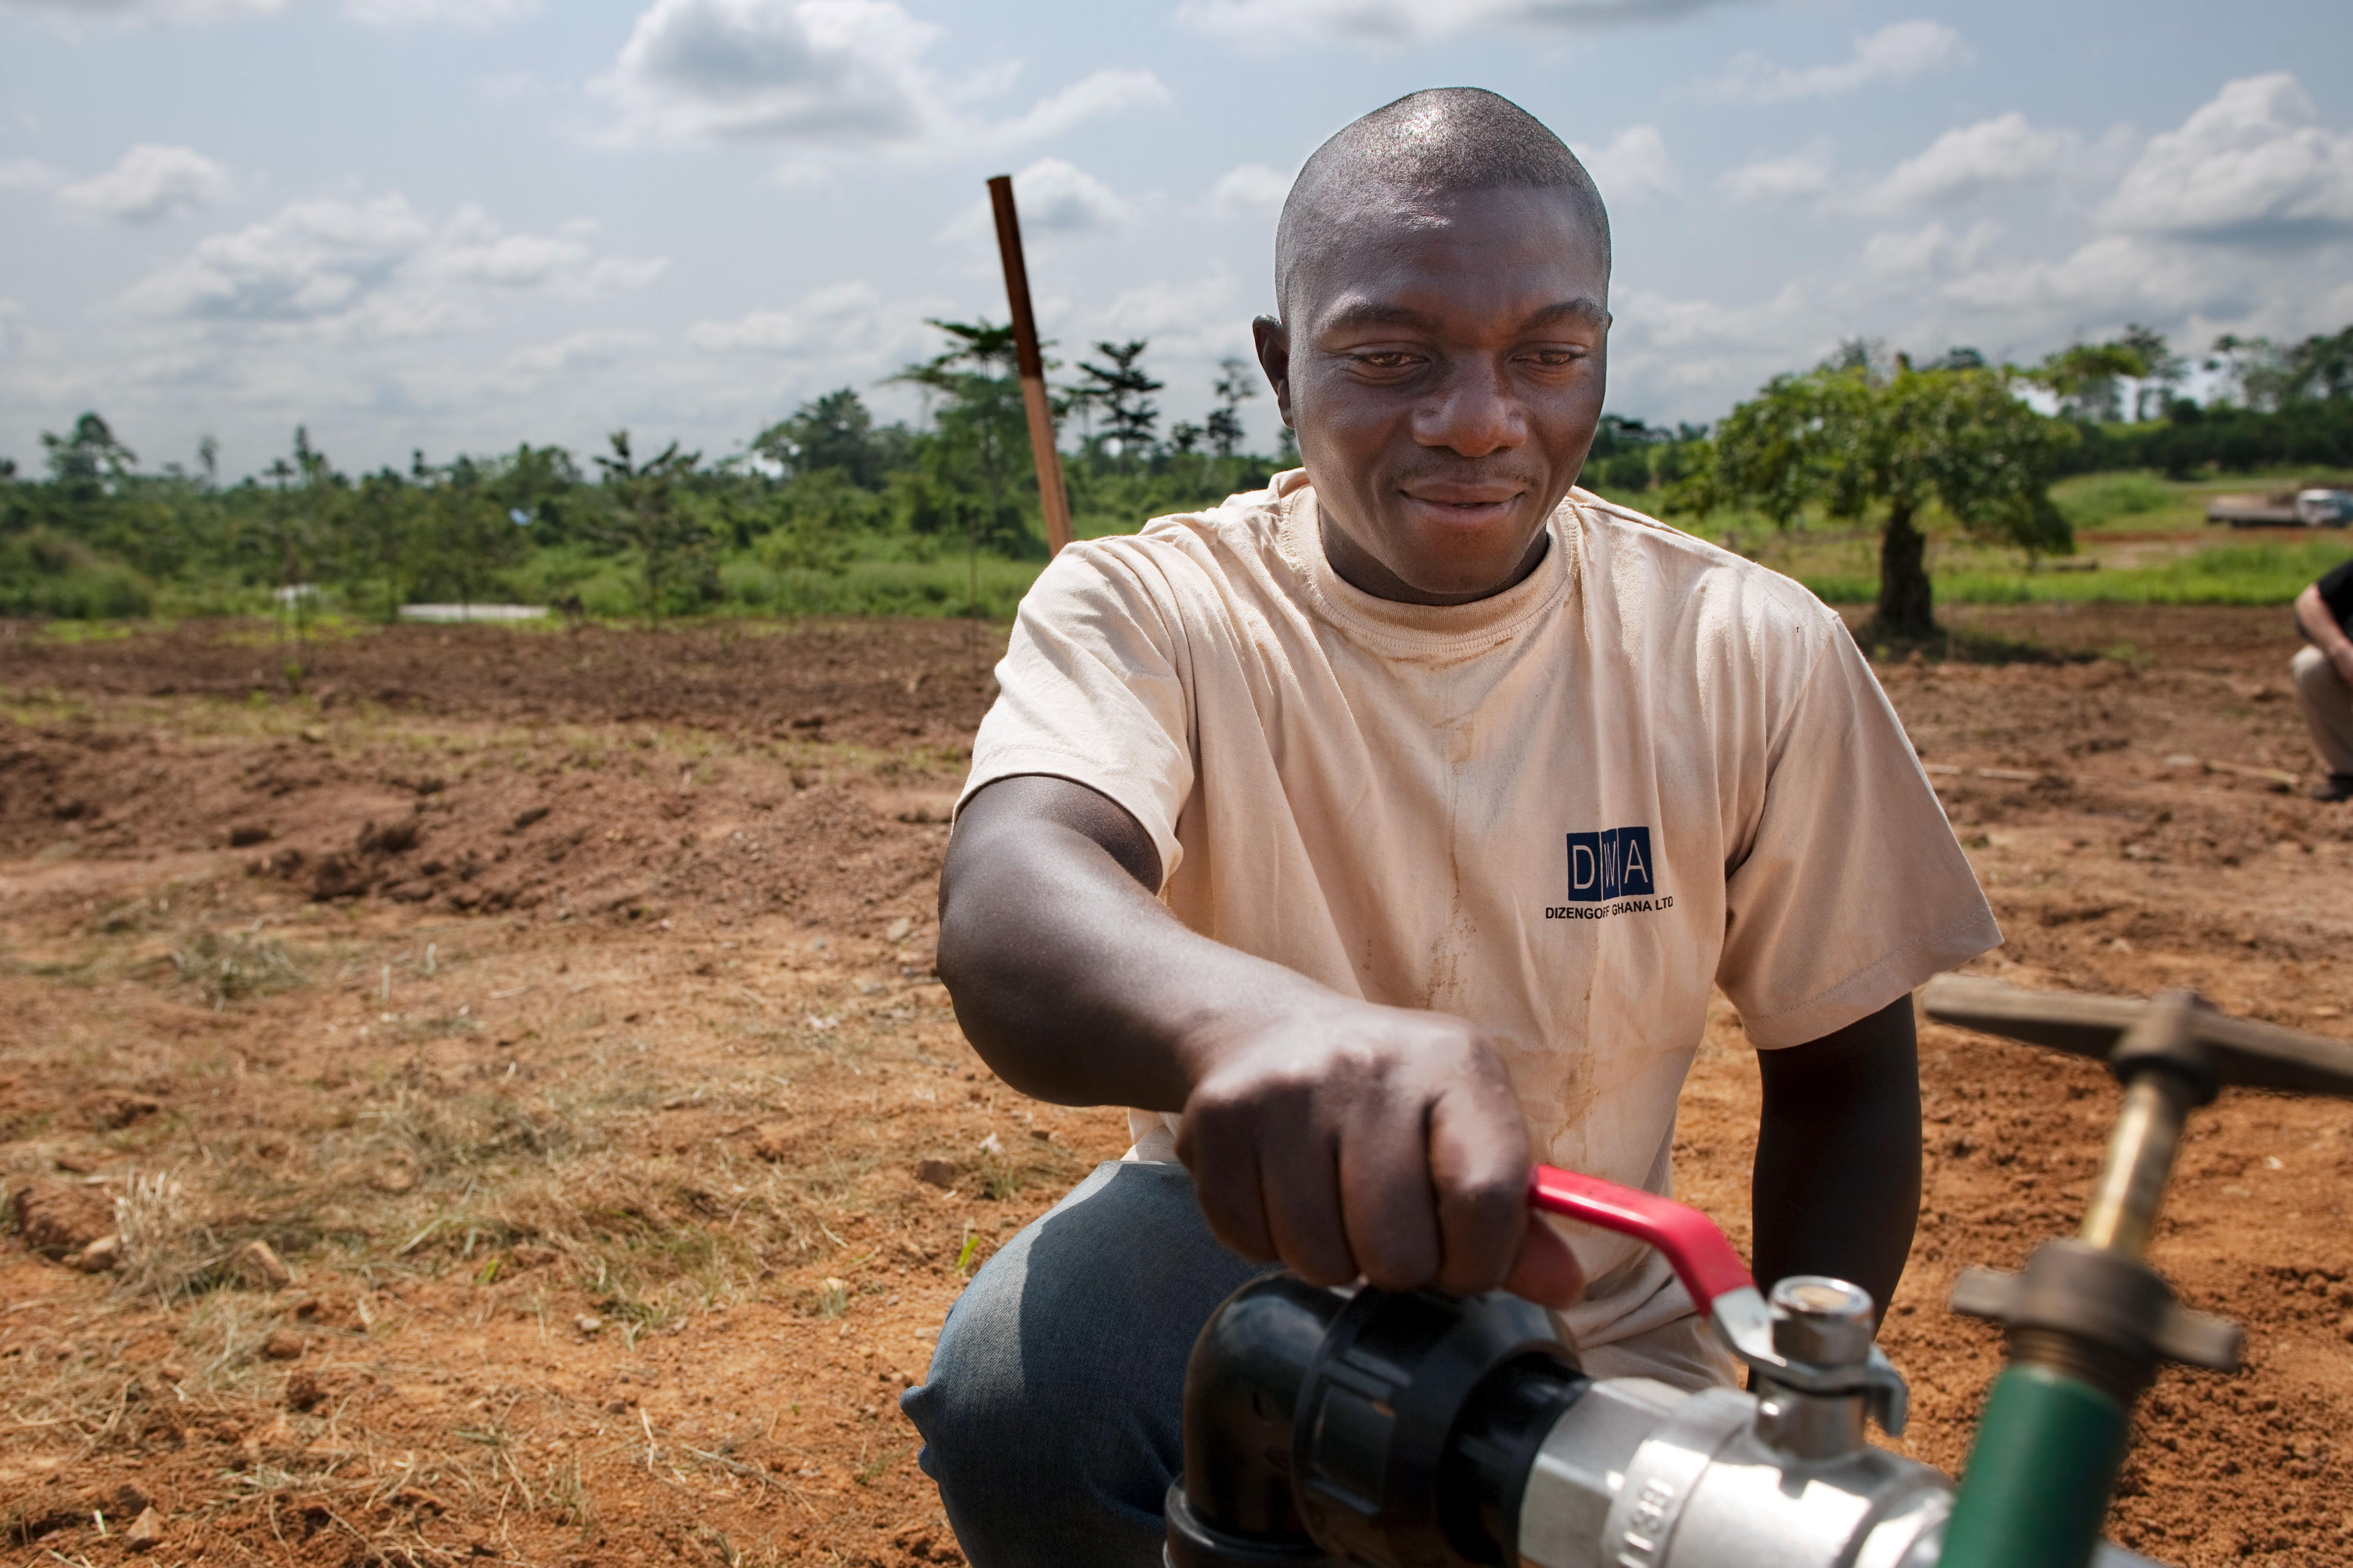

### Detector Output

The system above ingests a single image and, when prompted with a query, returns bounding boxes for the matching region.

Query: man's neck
[1317,512,1554,608]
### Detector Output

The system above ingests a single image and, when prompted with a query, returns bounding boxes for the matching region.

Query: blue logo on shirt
[1566,827,1655,903]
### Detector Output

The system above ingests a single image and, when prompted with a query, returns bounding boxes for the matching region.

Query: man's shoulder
[1046,477,1296,599]
[1569,489,1842,645]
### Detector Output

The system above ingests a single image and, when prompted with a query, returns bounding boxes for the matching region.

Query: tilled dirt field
[1,606,2349,1567]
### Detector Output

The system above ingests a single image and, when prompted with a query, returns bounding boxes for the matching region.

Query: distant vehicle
[2205,488,2340,527]
[2295,488,2353,526]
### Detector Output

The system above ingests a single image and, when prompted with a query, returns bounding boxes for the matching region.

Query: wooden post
[987,174,1074,556]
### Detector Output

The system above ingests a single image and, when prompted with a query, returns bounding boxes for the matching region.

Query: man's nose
[1412,359,1524,458]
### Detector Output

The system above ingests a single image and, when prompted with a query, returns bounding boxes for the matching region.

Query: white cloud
[1070,266,1258,384]
[687,281,909,359]
[938,158,1137,247]
[1708,20,1968,102]
[1575,124,1677,204]
[0,0,290,20]
[1174,0,1744,47]
[2101,73,2353,245]
[1859,112,2105,212]
[0,158,68,191]
[56,144,232,224]
[1718,139,1832,203]
[430,209,669,293]
[1,0,535,21]
[1943,233,2221,321]
[1861,218,2002,279]
[510,329,654,375]
[0,299,24,358]
[592,0,1168,175]
[1208,162,1291,221]
[125,194,666,332]
[345,0,537,21]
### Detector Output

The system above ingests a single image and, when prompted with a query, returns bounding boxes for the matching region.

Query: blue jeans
[902,1160,1733,1568]
[902,1161,1268,1568]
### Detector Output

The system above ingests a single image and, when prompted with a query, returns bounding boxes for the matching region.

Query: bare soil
[1,606,2349,1568]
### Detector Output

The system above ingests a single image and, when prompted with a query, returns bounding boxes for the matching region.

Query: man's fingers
[1178,1117,1277,1263]
[1502,1218,1587,1309]
[1425,1079,1533,1297]
[1257,1134,1358,1286]
[1335,1102,1441,1292]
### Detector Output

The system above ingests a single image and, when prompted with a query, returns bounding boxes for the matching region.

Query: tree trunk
[1875,500,1936,642]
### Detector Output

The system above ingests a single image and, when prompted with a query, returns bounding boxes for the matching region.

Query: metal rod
[986,174,1073,557]
[2079,1074,2188,1257]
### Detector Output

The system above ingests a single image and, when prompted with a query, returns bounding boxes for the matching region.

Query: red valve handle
[1528,1163,1757,1310]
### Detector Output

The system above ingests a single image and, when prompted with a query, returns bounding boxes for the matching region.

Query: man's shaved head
[1275,88,1609,324]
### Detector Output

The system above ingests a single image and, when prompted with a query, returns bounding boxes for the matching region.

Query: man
[2292,558,2353,802]
[905,88,2000,1567]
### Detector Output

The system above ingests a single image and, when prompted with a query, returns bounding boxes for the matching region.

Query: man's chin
[1374,518,1547,602]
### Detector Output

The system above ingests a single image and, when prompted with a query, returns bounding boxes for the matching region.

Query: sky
[1,0,2349,482]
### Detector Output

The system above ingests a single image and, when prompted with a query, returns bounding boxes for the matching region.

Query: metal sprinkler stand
[1923,976,2353,1568]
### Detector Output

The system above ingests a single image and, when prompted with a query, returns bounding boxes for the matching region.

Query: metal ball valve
[1164,1162,2163,1568]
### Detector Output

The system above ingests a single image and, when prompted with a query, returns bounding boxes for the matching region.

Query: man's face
[1256,185,1610,605]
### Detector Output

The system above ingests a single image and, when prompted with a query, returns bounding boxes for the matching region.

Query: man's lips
[1399,486,1526,523]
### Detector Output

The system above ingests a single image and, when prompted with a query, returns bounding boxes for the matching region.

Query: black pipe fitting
[1166,1275,1589,1568]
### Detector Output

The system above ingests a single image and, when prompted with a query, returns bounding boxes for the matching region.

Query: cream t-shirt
[960,470,2000,1349]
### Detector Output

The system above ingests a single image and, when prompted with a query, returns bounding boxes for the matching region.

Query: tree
[1077,339,1161,455]
[41,413,137,509]
[2029,340,2151,423]
[342,468,415,622]
[1686,359,2077,642]
[1206,356,1259,458]
[592,432,708,620]
[2117,325,2187,421]
[754,388,896,488]
[892,319,1037,605]
[2212,326,2353,409]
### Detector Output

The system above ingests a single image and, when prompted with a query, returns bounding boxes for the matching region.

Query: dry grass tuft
[168,922,308,1010]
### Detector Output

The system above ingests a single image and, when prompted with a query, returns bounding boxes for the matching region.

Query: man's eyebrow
[1518,298,1609,331]
[1315,296,1609,336]
[1319,301,1442,335]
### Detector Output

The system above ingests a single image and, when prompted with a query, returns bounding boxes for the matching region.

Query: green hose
[1939,1363,2130,1568]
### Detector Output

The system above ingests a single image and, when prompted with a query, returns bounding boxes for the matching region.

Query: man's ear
[1252,315,1294,431]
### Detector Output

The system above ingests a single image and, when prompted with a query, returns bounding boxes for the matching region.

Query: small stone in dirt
[285,1369,326,1410]
[11,1179,115,1260]
[299,725,327,743]
[82,1090,162,1130]
[71,1234,122,1272]
[749,1123,795,1162]
[577,1314,604,1335]
[261,1329,308,1360]
[886,917,914,943]
[124,1506,165,1553]
[232,1239,295,1290]
[916,1159,958,1189]
[513,805,551,830]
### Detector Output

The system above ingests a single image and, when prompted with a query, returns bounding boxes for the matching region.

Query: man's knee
[902,1162,1264,1563]
[2294,644,2346,699]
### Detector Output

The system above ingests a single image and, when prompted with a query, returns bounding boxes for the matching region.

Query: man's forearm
[2297,586,2353,662]
[936,778,1328,1111]
[1751,997,1921,1317]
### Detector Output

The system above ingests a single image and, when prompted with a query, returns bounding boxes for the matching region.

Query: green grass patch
[720,555,1044,619]
[1798,537,2352,607]
[2050,471,2187,532]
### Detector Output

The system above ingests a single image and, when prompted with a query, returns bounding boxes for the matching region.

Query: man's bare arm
[1751,996,1921,1319]
[2296,585,2353,683]
[936,774,1584,1305]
